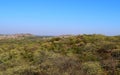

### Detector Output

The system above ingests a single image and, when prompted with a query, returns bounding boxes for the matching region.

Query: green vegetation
[0,34,120,75]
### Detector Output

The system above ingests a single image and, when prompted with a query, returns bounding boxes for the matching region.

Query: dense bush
[81,62,104,75]
[0,34,119,75]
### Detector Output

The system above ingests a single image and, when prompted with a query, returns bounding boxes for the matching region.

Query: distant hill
[0,33,33,40]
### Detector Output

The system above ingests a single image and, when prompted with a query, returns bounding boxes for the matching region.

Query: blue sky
[0,0,120,35]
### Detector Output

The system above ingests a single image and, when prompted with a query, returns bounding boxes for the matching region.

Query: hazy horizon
[0,0,120,36]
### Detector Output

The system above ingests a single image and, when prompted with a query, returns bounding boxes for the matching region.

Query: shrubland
[0,34,120,75]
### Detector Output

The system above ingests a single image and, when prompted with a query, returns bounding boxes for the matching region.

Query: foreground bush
[81,62,105,75]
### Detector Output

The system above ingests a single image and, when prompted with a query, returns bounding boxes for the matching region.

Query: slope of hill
[0,34,120,75]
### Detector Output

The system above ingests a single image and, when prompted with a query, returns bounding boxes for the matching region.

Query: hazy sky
[0,0,120,35]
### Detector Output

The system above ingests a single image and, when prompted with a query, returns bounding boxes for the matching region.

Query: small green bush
[82,61,104,75]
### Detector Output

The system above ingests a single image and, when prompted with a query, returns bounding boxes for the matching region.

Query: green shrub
[81,61,104,75]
